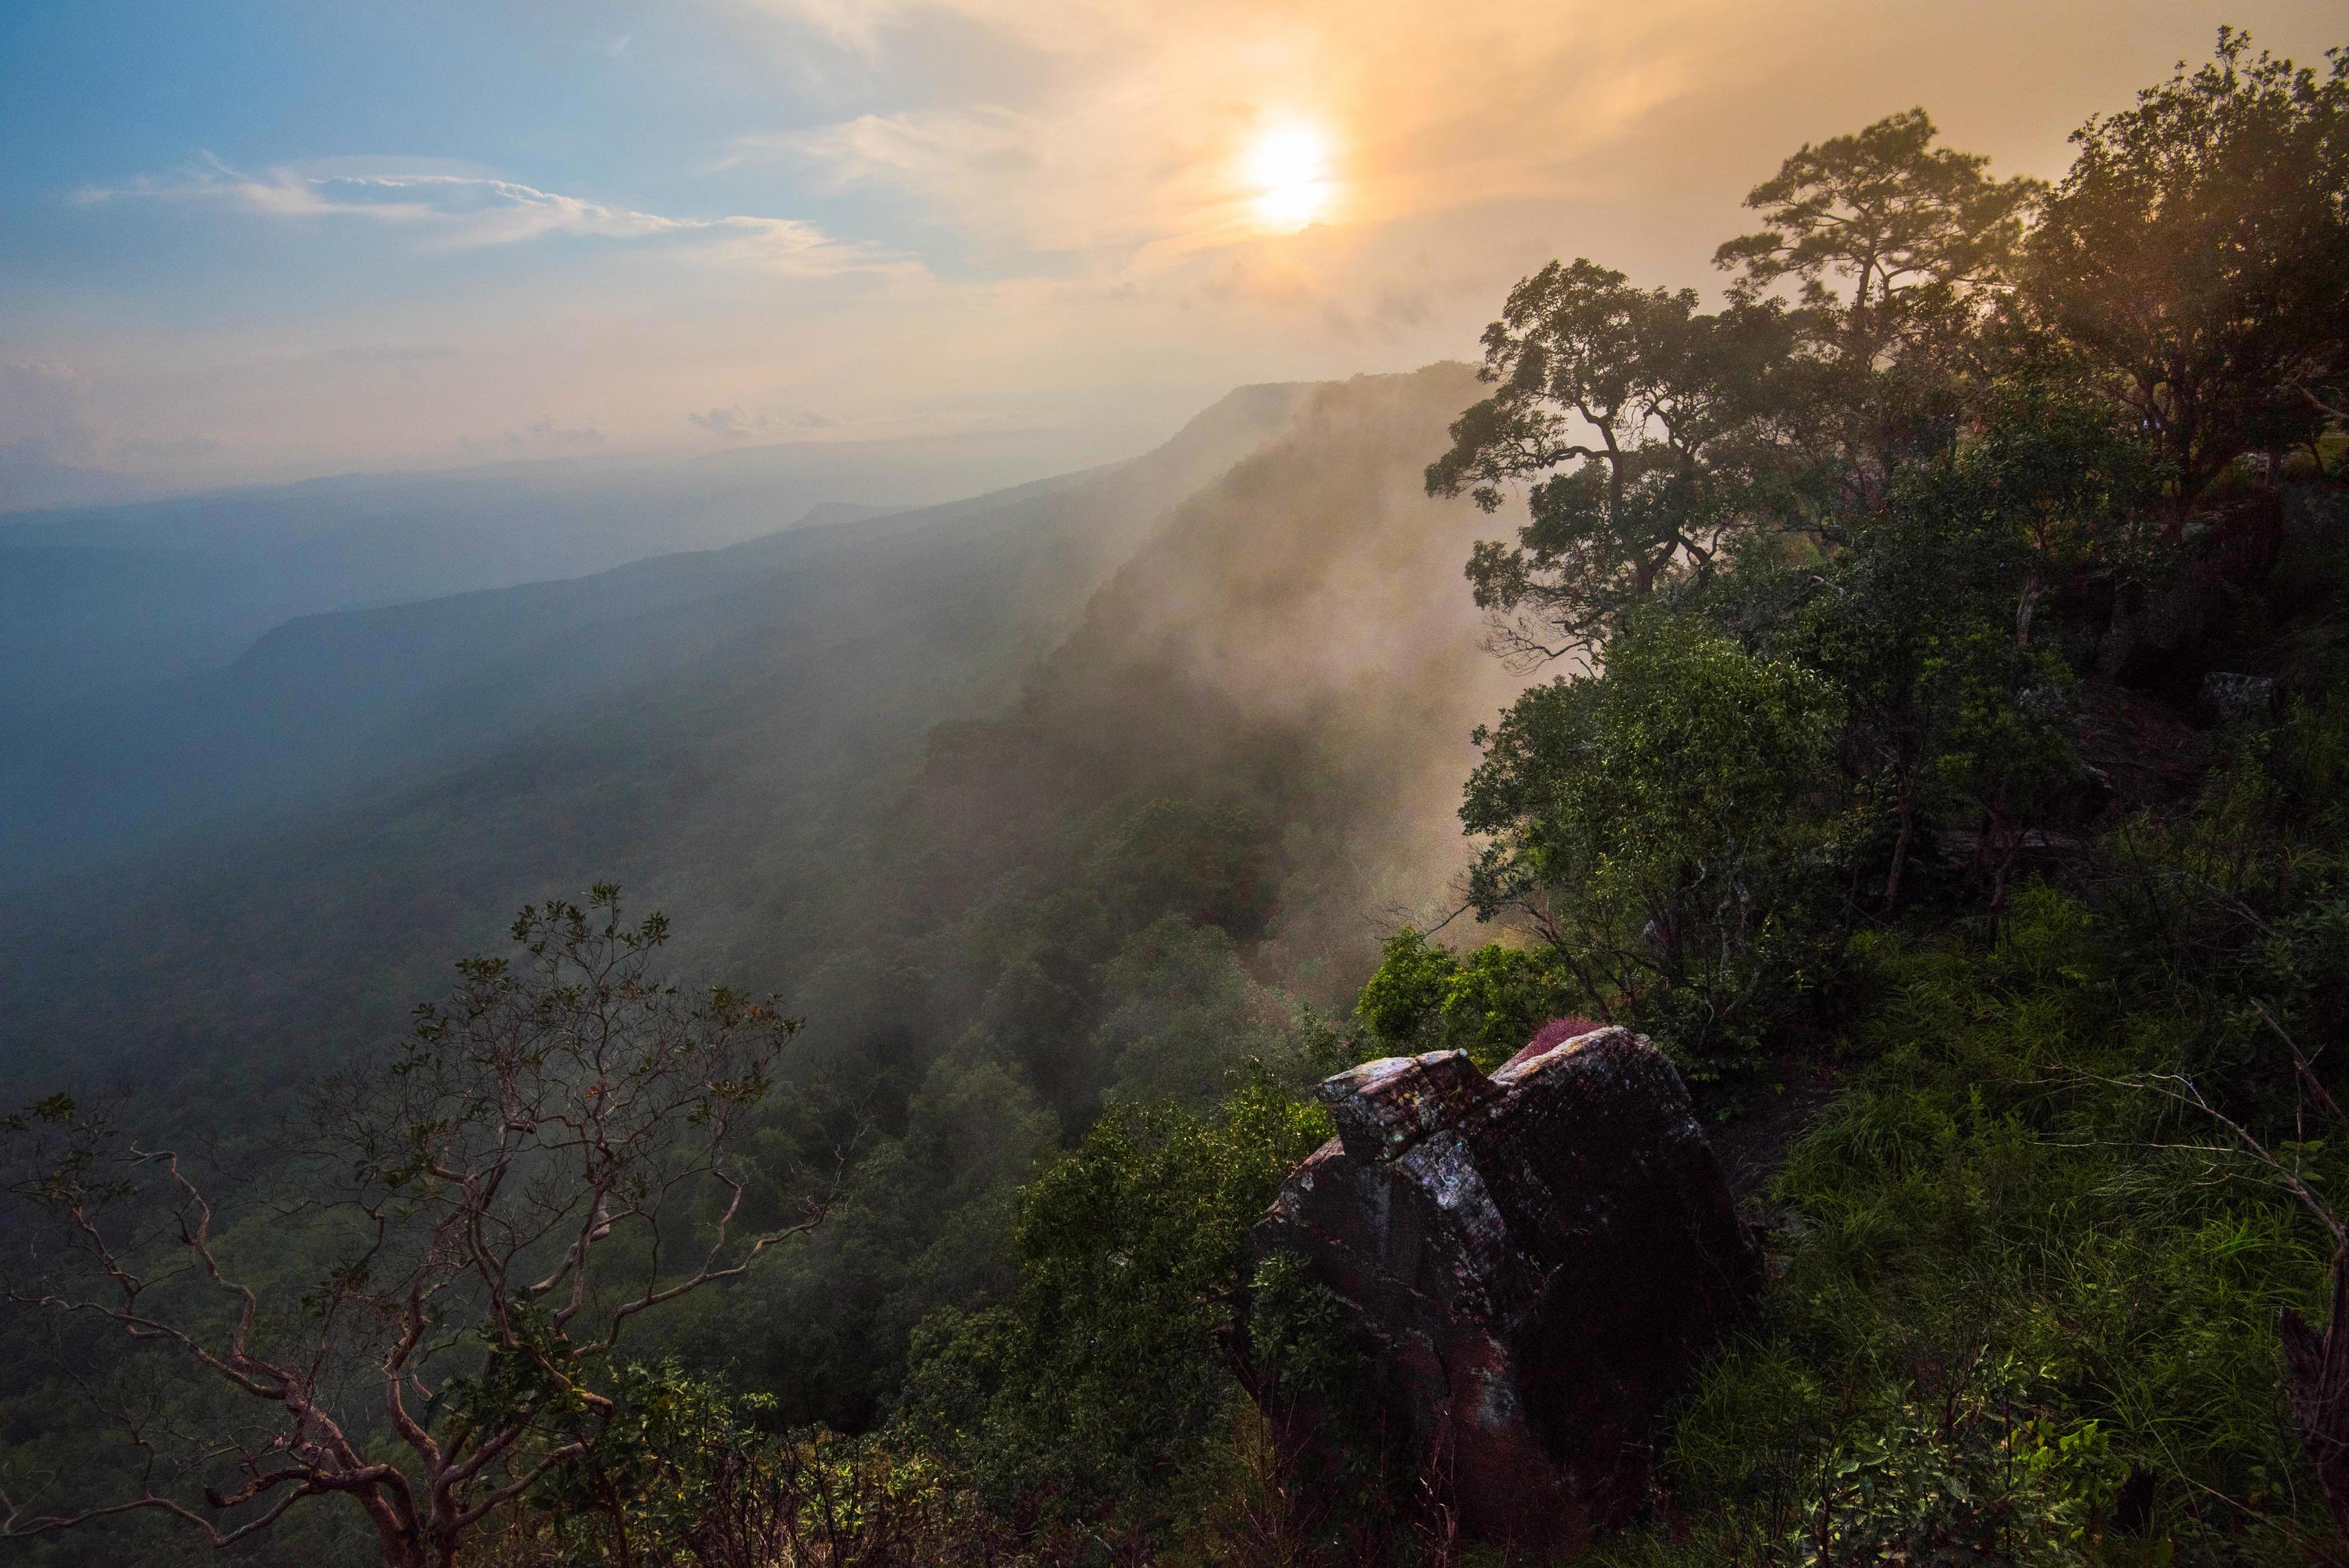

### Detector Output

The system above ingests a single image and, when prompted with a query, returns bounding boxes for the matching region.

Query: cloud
[312,343,465,365]
[687,405,836,438]
[27,0,2216,494]
[689,405,761,437]
[459,416,606,458]
[731,0,1739,266]
[730,0,905,51]
[81,155,912,277]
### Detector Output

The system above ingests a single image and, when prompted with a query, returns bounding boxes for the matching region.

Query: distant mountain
[0,429,1138,724]
[0,455,179,513]
[0,382,1308,1105]
[0,366,1535,1452]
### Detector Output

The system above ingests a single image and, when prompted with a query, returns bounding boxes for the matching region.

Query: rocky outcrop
[1251,1024,1759,1553]
[2200,670,2277,725]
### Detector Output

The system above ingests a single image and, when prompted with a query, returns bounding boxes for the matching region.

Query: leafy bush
[900,1077,1332,1547]
[1460,612,1841,1066]
[1354,927,1573,1070]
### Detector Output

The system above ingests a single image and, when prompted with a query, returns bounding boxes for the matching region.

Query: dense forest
[4,27,2348,1567]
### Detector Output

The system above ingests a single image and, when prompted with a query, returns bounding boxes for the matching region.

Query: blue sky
[2,1,2339,499]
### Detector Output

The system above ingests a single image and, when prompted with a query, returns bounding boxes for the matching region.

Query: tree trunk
[1879,774,1914,918]
[370,1513,431,1568]
[2279,1246,2349,1541]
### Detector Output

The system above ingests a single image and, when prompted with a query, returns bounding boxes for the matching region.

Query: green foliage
[1089,798,1278,939]
[1243,1252,1368,1417]
[1461,613,1839,1062]
[530,1358,751,1559]
[1354,927,1571,1070]
[0,890,817,1568]
[1445,371,2179,1072]
[1598,850,2347,1562]
[1427,257,1797,658]
[1744,389,2164,917]
[902,1076,1332,1545]
[1243,1250,1397,1530]
[1429,40,2349,1560]
[1093,916,1279,1105]
[2024,29,2349,489]
[515,1358,1017,1567]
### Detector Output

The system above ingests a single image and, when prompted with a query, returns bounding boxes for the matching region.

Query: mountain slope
[669,362,1538,1426]
[0,362,1528,1449]
[901,362,1524,991]
[0,384,1306,1105]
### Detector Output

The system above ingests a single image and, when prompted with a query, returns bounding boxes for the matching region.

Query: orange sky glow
[2,0,2340,492]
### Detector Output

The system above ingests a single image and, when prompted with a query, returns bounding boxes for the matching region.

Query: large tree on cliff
[2023,29,2349,491]
[0,888,827,1568]
[1425,258,1796,662]
[1426,115,2036,668]
[1715,108,2042,511]
[1715,107,2040,374]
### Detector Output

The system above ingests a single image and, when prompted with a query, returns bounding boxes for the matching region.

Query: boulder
[2200,670,2277,726]
[1251,1024,1759,1553]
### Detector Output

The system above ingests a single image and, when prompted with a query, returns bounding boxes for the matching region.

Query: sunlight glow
[1246,122,1333,232]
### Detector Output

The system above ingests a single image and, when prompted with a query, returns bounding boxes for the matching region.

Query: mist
[903,363,1528,1002]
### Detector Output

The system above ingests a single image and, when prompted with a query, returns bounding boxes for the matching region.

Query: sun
[1246,122,1332,232]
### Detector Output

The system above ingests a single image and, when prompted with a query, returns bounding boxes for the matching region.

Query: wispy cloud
[730,0,903,52]
[686,404,836,438]
[458,414,606,458]
[79,155,914,276]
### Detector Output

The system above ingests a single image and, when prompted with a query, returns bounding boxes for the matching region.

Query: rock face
[2199,670,2277,726]
[1251,1024,1759,1553]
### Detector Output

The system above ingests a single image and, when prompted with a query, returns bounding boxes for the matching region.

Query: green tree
[2024,29,2349,490]
[1715,109,2043,518]
[1717,108,2041,373]
[1756,384,2159,914]
[1089,797,1276,938]
[1354,928,1573,1070]
[1426,258,1796,659]
[1461,615,1839,1059]
[1093,916,1279,1108]
[529,1359,1011,1567]
[0,889,821,1568]
[901,1077,1331,1546]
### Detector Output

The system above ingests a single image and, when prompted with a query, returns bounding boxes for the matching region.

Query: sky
[1,0,2340,498]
